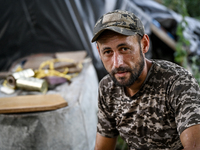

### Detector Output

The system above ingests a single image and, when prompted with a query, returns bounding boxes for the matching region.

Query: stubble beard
[109,47,145,87]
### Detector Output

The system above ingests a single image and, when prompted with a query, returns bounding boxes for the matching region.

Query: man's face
[97,34,145,87]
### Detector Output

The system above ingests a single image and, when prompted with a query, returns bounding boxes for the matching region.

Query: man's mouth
[115,71,128,78]
[111,66,132,78]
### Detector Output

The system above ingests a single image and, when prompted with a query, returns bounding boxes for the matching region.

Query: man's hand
[95,133,118,150]
[180,124,200,150]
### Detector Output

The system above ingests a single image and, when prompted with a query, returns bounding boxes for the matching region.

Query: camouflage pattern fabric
[97,59,200,150]
[91,10,145,42]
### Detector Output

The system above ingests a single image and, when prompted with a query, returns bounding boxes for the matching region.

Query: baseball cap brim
[91,26,137,43]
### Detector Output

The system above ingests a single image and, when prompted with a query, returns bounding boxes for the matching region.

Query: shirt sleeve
[97,80,119,138]
[169,73,200,135]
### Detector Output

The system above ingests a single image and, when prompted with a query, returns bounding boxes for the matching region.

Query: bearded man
[91,10,200,150]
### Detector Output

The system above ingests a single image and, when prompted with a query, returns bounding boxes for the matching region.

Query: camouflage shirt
[97,59,200,150]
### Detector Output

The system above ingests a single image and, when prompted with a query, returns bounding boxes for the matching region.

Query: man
[91,10,200,150]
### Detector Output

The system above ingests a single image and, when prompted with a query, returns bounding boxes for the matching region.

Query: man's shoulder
[152,59,191,77]
[147,59,195,91]
[99,74,113,87]
[99,74,123,98]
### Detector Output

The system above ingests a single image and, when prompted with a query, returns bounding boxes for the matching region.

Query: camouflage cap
[91,10,145,42]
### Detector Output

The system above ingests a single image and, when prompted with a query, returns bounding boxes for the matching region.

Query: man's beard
[109,47,145,87]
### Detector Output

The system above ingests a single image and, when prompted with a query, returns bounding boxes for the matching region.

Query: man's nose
[113,53,123,68]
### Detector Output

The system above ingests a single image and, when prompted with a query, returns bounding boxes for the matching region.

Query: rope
[34,58,83,80]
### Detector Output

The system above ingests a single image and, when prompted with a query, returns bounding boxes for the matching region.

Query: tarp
[0,0,152,80]
[1,0,200,80]
[0,0,104,79]
[1,0,200,79]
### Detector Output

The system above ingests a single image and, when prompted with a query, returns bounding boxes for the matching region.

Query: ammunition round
[6,75,16,88]
[12,69,35,79]
[16,77,48,93]
[6,69,35,88]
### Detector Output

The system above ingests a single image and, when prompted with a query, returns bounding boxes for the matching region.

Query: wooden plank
[0,94,68,113]
[55,50,87,63]
[23,54,54,70]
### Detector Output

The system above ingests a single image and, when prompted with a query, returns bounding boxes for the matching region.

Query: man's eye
[122,48,128,51]
[103,50,112,55]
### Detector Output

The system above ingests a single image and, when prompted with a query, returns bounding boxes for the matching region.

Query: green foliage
[174,17,189,68]
[190,56,200,84]
[185,0,200,20]
[162,0,200,85]
[116,136,128,150]
[166,0,189,68]
[162,0,200,19]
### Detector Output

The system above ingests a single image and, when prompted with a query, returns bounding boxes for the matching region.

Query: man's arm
[94,133,118,150]
[180,124,200,150]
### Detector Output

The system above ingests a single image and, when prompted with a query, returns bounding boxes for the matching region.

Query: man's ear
[96,42,101,56]
[141,34,150,54]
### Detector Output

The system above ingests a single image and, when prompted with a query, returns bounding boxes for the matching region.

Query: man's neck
[125,59,152,97]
